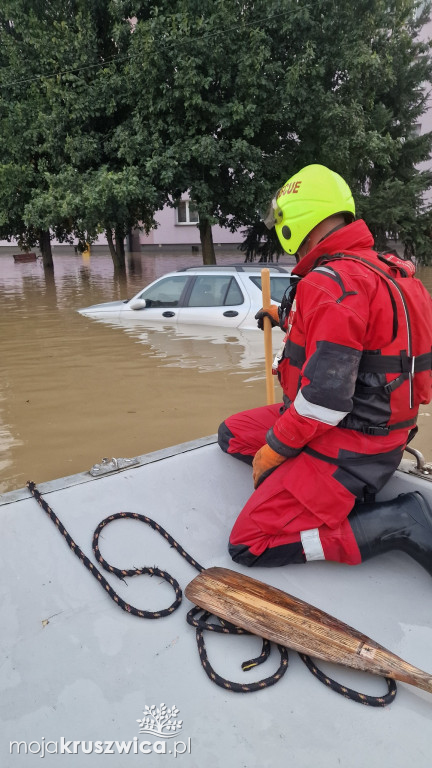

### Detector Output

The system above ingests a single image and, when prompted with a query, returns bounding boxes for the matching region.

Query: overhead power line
[0,9,292,89]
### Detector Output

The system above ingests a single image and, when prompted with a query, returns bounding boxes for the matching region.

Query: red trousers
[219,404,362,567]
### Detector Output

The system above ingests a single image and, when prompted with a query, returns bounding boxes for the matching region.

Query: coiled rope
[27,481,397,706]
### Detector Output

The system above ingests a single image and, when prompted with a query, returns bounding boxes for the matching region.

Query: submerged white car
[78,264,292,330]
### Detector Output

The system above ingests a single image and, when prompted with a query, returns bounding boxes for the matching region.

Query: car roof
[175,264,292,274]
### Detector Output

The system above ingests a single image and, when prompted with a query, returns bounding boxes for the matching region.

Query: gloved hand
[255,304,280,330]
[252,444,286,488]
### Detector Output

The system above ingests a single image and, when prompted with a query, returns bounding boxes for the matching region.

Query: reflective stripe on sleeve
[300,528,325,561]
[294,389,349,426]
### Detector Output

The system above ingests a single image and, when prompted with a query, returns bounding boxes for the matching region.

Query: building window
[176,200,199,225]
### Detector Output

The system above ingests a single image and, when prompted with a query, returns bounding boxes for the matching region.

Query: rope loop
[299,654,397,707]
[26,481,397,706]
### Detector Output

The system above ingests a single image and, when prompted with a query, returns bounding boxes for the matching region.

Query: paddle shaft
[186,567,432,695]
[261,268,275,405]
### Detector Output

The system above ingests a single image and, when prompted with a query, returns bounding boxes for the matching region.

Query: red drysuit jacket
[267,220,432,476]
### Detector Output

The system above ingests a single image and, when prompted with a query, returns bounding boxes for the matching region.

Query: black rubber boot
[349,491,432,576]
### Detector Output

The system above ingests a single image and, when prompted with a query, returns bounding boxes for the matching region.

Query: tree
[1,1,431,268]
[282,0,432,261]
[238,223,284,263]
[23,1,166,270]
[126,0,302,263]
[351,2,432,261]
[127,0,432,263]
[0,0,162,269]
[0,1,65,268]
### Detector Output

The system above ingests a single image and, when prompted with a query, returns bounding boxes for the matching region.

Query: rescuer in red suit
[218,164,432,574]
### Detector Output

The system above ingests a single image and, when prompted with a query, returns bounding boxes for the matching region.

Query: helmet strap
[317,220,347,245]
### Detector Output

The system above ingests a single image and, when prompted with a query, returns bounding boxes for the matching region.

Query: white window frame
[175,200,199,225]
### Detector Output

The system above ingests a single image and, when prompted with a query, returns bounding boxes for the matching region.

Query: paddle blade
[185,567,432,695]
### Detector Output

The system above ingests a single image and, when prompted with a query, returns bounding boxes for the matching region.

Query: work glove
[252,444,286,489]
[255,304,280,330]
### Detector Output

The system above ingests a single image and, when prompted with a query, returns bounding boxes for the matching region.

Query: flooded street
[0,249,289,493]
[1,249,432,494]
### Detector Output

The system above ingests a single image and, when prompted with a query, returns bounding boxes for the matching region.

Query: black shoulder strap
[316,252,401,341]
[377,251,412,278]
[310,264,358,304]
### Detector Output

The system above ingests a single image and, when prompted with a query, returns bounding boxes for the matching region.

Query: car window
[137,276,189,307]
[187,276,244,307]
[224,277,243,306]
[249,275,292,303]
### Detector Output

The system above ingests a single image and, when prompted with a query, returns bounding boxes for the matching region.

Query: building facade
[137,194,242,248]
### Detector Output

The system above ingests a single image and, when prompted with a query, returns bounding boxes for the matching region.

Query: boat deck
[1,437,431,766]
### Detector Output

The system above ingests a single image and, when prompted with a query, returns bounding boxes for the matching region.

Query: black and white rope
[26,481,397,705]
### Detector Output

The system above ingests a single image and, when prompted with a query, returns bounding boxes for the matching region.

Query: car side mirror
[129,298,147,310]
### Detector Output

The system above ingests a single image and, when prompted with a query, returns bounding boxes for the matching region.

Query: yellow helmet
[264,164,355,254]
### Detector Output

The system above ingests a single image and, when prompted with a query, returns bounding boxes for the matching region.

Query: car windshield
[137,275,189,307]
[249,275,292,303]
[187,275,243,307]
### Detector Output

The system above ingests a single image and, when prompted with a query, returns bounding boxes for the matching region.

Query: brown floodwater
[1,249,432,494]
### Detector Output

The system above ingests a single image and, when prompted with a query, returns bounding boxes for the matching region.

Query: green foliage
[127,0,432,262]
[0,0,160,262]
[238,223,285,263]
[0,0,431,264]
[126,0,301,259]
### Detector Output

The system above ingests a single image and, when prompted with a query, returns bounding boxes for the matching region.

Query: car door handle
[162,311,176,318]
[223,310,239,317]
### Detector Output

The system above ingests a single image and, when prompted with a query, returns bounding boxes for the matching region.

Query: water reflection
[88,315,270,375]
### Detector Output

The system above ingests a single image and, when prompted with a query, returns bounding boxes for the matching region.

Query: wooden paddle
[185,567,432,694]
[261,268,275,405]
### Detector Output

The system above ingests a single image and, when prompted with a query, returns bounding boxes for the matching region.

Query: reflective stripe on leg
[300,528,325,561]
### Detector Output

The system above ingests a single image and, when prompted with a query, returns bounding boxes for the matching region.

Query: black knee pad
[229,541,305,567]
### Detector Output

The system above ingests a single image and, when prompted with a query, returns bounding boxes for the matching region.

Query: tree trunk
[373,225,388,252]
[106,228,126,271]
[199,219,216,265]
[114,226,126,268]
[106,228,116,260]
[38,229,54,269]
[128,227,141,253]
